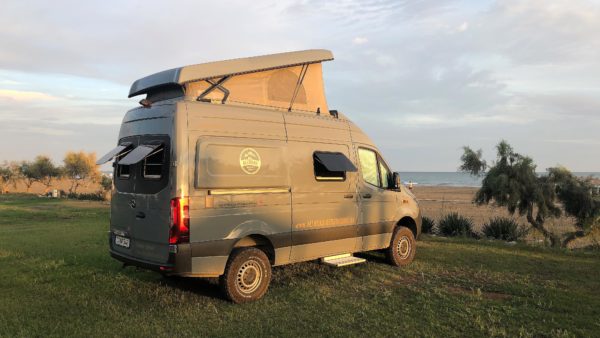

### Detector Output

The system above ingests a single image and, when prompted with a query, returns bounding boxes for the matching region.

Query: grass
[1,194,600,337]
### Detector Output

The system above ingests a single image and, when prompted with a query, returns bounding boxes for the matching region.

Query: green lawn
[1,194,599,337]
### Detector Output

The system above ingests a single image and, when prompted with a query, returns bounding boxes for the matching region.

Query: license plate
[115,235,130,248]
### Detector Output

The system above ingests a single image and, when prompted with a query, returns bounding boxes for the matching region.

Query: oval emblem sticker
[239,148,261,175]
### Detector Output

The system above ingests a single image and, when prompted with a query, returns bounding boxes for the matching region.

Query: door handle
[362,193,372,199]
[344,194,354,199]
[135,212,146,219]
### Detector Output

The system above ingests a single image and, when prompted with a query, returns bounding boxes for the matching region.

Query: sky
[1,0,599,171]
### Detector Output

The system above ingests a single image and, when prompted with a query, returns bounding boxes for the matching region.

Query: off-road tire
[386,226,416,267]
[219,247,272,304]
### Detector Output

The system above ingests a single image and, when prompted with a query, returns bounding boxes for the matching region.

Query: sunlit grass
[1,194,599,337]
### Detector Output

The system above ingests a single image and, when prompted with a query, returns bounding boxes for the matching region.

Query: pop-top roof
[129,49,334,98]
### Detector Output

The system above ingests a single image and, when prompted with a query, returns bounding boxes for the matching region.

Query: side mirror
[392,172,401,191]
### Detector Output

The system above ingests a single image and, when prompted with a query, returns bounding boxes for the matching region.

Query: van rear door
[131,135,172,265]
[110,133,173,266]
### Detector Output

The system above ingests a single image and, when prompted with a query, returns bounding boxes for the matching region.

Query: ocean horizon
[100,170,600,188]
[400,171,600,187]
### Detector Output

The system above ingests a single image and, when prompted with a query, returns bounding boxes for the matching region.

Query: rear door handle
[362,193,372,199]
[344,194,354,199]
[135,212,146,219]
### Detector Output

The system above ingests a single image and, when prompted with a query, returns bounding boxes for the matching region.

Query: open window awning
[118,143,162,165]
[96,142,133,165]
[314,152,357,172]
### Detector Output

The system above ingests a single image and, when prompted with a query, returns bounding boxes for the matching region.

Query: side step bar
[321,253,366,267]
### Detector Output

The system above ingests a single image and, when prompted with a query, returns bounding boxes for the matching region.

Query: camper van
[98,50,421,303]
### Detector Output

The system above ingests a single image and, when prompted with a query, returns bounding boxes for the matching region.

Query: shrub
[482,217,524,241]
[421,216,435,234]
[66,191,106,201]
[438,213,475,237]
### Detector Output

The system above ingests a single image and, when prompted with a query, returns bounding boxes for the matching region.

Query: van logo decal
[239,148,261,175]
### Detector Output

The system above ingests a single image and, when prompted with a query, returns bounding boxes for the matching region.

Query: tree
[460,140,599,247]
[33,156,61,189]
[19,161,40,192]
[0,163,17,193]
[17,156,62,192]
[0,162,21,193]
[547,167,600,246]
[63,151,100,194]
[100,175,112,193]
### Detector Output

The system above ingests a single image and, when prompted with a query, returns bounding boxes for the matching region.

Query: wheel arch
[232,234,275,265]
[396,216,420,239]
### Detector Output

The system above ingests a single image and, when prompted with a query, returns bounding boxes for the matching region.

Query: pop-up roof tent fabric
[128,50,333,114]
[186,63,329,113]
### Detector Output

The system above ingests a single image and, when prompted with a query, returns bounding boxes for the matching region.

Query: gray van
[97,50,421,303]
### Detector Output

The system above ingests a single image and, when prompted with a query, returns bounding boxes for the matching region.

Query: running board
[321,253,366,267]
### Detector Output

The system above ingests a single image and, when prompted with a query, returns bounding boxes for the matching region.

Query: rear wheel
[386,226,416,267]
[219,247,272,304]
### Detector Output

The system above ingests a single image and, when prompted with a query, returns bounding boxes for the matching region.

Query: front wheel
[386,226,416,267]
[219,247,272,304]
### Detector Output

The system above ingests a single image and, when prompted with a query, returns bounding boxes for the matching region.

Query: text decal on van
[239,148,261,175]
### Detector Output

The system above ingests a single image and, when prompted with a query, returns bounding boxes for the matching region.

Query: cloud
[352,37,368,45]
[0,0,599,170]
[469,0,600,65]
[0,89,58,101]
[0,79,22,85]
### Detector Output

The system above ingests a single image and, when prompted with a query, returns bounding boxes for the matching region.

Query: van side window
[313,152,346,181]
[358,148,379,186]
[143,146,164,179]
[379,159,390,188]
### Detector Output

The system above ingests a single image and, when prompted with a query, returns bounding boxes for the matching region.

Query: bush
[482,217,524,241]
[438,213,475,237]
[421,216,435,234]
[66,191,106,201]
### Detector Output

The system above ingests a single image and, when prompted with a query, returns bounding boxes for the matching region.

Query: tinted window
[117,164,131,179]
[143,146,165,179]
[358,148,379,186]
[115,147,133,180]
[113,135,170,194]
[313,152,345,181]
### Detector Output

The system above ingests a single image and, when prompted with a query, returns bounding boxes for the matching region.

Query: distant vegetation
[482,217,525,242]
[0,151,110,199]
[421,216,436,234]
[438,213,476,238]
[460,140,600,247]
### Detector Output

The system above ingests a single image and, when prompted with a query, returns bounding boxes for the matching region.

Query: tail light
[169,197,189,244]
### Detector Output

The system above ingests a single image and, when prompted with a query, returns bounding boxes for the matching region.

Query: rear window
[113,135,171,194]
[117,164,131,179]
[143,146,165,179]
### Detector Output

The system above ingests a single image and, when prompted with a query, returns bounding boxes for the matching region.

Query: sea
[400,172,600,187]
